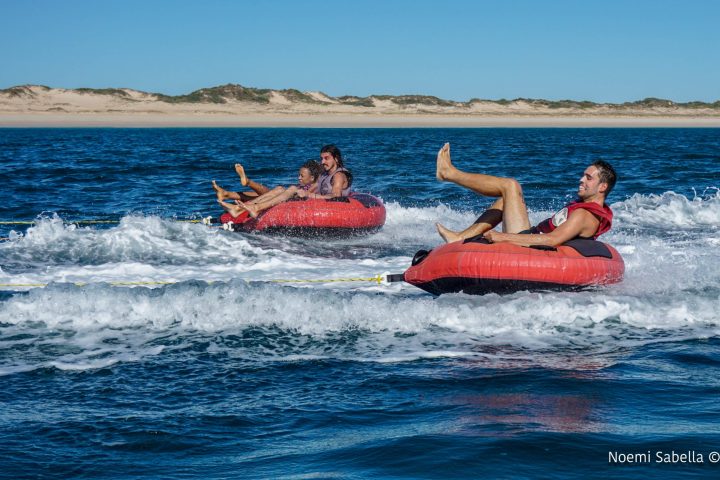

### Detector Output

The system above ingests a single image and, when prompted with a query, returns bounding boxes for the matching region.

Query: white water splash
[1,192,719,372]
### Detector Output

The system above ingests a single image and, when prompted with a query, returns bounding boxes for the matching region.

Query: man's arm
[303,172,348,199]
[484,209,600,247]
[329,172,348,198]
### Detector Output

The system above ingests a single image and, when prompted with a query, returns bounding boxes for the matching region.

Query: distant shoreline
[2,113,720,128]
[2,84,719,128]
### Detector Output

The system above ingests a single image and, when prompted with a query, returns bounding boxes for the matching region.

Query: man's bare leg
[436,143,530,235]
[212,181,258,202]
[234,164,248,186]
[235,163,270,195]
[436,202,504,243]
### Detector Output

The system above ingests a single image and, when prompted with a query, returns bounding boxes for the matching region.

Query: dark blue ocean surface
[1,128,719,479]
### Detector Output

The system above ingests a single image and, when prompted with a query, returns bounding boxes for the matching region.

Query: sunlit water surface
[1,128,719,479]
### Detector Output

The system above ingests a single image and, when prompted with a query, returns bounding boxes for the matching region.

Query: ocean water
[0,128,719,479]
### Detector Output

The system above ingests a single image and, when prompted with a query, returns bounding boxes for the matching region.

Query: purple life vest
[318,167,352,196]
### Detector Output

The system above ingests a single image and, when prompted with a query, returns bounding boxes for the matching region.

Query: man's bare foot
[436,223,463,243]
[436,143,454,182]
[235,163,248,187]
[212,180,231,201]
[236,200,260,219]
[218,199,246,217]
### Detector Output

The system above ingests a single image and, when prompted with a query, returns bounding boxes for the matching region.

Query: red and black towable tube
[400,236,624,295]
[219,193,386,237]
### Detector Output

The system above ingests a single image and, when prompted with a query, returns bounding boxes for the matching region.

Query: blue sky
[2,0,718,102]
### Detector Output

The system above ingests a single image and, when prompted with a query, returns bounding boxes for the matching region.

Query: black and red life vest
[535,200,613,239]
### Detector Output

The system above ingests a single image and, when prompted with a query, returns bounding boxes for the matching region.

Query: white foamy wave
[2,201,717,299]
[3,214,274,265]
[1,281,718,374]
[370,202,473,246]
[612,189,720,230]
[0,214,411,288]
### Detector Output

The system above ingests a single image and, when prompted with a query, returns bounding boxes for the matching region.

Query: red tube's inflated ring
[220,193,385,236]
[403,237,624,295]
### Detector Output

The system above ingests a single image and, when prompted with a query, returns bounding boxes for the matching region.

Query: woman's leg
[218,199,246,218]
[246,186,285,205]
[436,199,504,243]
[239,186,299,218]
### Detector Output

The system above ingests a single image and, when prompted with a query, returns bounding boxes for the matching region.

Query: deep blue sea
[1,128,719,479]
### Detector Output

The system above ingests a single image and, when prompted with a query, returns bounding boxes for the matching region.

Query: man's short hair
[592,160,617,196]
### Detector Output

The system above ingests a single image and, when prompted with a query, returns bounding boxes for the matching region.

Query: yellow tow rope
[268,275,384,284]
[0,274,386,289]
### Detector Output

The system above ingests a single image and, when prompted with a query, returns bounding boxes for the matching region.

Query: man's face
[320,152,336,171]
[578,166,607,200]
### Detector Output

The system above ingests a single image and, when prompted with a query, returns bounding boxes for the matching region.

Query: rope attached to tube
[0,274,389,289]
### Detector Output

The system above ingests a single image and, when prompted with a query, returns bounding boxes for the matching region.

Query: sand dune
[1,84,719,127]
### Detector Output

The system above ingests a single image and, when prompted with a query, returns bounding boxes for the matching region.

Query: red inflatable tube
[403,237,624,295]
[220,193,386,236]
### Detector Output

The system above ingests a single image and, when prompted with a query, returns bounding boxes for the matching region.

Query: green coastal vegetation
[372,95,459,107]
[1,85,52,97]
[153,84,324,105]
[473,97,720,110]
[336,96,375,107]
[75,88,132,97]
[150,85,720,109]
[2,83,719,110]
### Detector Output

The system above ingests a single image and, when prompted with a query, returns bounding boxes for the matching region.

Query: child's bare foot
[237,200,259,219]
[235,164,248,186]
[218,199,246,217]
[212,180,231,201]
[436,143,454,182]
[436,223,463,243]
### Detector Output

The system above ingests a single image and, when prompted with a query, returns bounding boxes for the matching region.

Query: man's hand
[482,208,600,247]
[484,231,508,243]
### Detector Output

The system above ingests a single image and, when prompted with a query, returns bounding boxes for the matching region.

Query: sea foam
[1,191,718,373]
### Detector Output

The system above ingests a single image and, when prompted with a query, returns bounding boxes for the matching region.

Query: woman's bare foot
[236,200,260,219]
[436,223,463,243]
[436,143,455,182]
[218,199,246,217]
[212,180,231,201]
[235,164,248,186]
